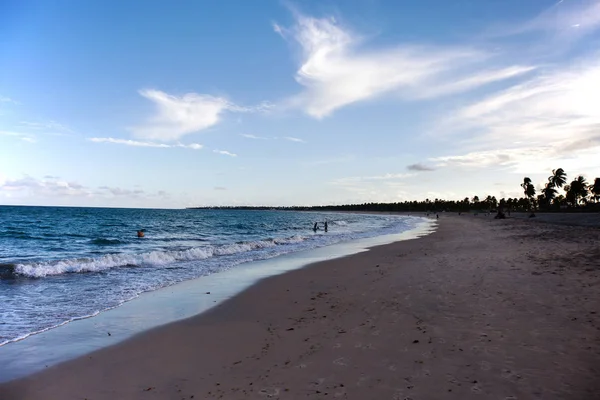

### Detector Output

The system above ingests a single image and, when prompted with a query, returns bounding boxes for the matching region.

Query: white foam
[14,236,308,278]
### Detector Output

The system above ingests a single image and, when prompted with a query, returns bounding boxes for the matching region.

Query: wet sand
[1,214,599,399]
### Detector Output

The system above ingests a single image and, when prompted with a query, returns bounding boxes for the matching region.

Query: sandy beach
[1,214,599,400]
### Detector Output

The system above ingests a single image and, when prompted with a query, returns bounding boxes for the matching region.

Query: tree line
[190,168,600,213]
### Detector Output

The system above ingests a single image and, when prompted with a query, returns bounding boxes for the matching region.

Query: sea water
[0,206,422,346]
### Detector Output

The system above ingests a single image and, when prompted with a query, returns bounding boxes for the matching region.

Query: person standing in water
[324,220,328,232]
[313,222,318,232]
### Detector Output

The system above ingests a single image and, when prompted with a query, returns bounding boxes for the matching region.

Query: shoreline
[0,215,434,383]
[2,214,599,399]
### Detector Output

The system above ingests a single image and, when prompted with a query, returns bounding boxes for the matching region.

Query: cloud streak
[1,130,37,143]
[213,149,238,157]
[240,134,268,140]
[89,137,203,149]
[0,95,18,104]
[284,136,306,143]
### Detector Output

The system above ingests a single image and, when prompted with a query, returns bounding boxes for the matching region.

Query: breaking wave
[11,235,307,278]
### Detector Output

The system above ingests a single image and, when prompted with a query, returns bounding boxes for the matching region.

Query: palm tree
[541,183,557,206]
[548,168,567,189]
[591,178,600,203]
[566,176,589,206]
[521,177,536,211]
[574,176,589,205]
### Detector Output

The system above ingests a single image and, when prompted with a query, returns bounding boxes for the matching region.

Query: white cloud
[284,136,306,143]
[417,66,536,99]
[0,176,90,197]
[213,149,237,157]
[131,89,272,141]
[0,95,18,104]
[437,56,600,165]
[131,90,231,141]
[89,137,203,150]
[241,133,268,140]
[278,14,532,118]
[0,175,171,203]
[1,130,37,143]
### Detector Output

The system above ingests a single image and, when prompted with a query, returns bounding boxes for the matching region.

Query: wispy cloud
[284,136,306,143]
[240,133,268,140]
[1,130,37,143]
[435,55,600,171]
[19,121,72,133]
[407,163,435,172]
[131,89,272,141]
[0,175,169,201]
[0,95,18,104]
[276,14,532,118]
[89,137,203,150]
[98,186,146,197]
[214,186,227,191]
[498,0,600,40]
[213,149,238,157]
[0,176,90,196]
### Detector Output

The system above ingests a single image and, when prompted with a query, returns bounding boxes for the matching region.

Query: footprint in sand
[471,385,482,394]
[334,357,349,366]
[310,378,325,387]
[333,343,342,349]
[501,369,522,382]
[258,387,280,397]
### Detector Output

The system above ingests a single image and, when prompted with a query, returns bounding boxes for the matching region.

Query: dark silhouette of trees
[521,177,536,213]
[566,176,589,206]
[188,169,599,214]
[549,168,567,189]
[591,178,600,203]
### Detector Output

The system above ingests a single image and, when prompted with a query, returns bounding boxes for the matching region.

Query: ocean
[0,206,423,347]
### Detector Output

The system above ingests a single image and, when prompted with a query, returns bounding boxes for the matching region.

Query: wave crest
[12,235,307,278]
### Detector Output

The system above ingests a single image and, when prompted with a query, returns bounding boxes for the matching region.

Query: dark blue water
[0,206,421,345]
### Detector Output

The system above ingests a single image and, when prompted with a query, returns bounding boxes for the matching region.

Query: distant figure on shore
[313,222,318,232]
[137,230,145,238]
[324,221,328,232]
[436,214,439,219]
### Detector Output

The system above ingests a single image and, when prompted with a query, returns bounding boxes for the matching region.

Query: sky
[1,0,599,208]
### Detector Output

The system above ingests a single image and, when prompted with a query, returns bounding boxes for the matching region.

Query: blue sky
[1,0,599,208]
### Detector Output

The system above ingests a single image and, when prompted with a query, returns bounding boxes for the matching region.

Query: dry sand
[1,215,599,400]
